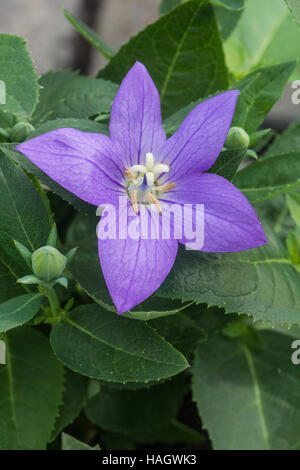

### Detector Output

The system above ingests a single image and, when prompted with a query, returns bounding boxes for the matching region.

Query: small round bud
[10,122,35,143]
[225,127,250,150]
[31,246,67,283]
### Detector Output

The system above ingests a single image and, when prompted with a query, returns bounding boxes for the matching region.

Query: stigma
[125,153,175,214]
[130,152,170,187]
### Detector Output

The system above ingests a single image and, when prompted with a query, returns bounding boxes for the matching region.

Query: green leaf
[208,149,246,181]
[47,223,57,248]
[249,129,272,147]
[98,430,135,450]
[160,0,246,15]
[13,240,32,268]
[96,377,164,392]
[157,224,300,327]
[1,144,94,215]
[224,0,300,80]
[160,0,246,39]
[234,152,300,203]
[32,118,108,138]
[159,0,183,15]
[264,121,300,158]
[135,419,205,444]
[99,0,228,117]
[0,294,43,333]
[61,433,100,450]
[0,35,39,117]
[254,196,294,240]
[63,9,115,59]
[68,236,193,319]
[213,0,246,40]
[0,156,50,261]
[192,328,300,449]
[52,369,89,440]
[237,121,300,204]
[0,327,64,450]
[286,231,300,263]
[67,238,115,311]
[187,303,235,334]
[85,376,188,435]
[0,108,14,130]
[124,297,192,321]
[232,62,296,134]
[213,0,245,8]
[65,247,78,266]
[66,212,98,243]
[17,274,41,285]
[50,304,188,382]
[285,0,300,27]
[32,70,118,123]
[287,193,300,227]
[0,247,30,303]
[149,311,205,356]
[163,62,293,140]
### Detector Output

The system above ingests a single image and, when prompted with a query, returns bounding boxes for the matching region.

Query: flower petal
[98,206,178,313]
[159,91,239,182]
[160,173,267,252]
[16,128,124,207]
[109,62,166,168]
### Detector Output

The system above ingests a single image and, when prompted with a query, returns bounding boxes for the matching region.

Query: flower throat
[124,152,175,214]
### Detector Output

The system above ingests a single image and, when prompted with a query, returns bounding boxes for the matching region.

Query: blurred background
[0,0,160,75]
[0,0,299,128]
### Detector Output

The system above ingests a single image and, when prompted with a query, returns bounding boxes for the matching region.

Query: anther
[131,190,139,214]
[156,182,176,192]
[147,192,162,214]
[125,169,135,180]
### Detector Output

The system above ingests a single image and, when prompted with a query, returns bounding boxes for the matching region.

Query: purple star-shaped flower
[16,62,266,313]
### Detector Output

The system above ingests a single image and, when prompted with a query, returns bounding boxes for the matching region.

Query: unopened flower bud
[10,122,35,143]
[31,246,67,283]
[225,127,250,150]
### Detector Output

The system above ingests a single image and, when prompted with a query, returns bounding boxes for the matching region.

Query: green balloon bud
[31,246,67,283]
[225,127,250,150]
[10,122,35,143]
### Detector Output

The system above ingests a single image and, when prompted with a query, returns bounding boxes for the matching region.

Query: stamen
[146,152,154,170]
[156,182,176,192]
[146,172,154,187]
[125,169,135,180]
[126,153,172,215]
[147,192,162,214]
[153,164,170,174]
[131,190,139,214]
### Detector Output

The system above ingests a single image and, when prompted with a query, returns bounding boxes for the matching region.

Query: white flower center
[124,153,175,214]
[131,152,170,188]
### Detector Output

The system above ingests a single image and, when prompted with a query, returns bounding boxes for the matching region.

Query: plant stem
[39,284,60,317]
